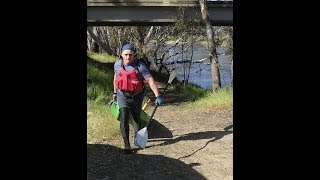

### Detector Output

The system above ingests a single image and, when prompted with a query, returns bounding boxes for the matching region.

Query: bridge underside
[87,6,232,26]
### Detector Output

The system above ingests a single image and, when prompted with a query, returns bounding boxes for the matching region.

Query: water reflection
[149,44,232,89]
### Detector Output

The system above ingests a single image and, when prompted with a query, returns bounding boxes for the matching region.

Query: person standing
[113,43,164,154]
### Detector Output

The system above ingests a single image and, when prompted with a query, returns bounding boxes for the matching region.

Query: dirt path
[87,81,233,180]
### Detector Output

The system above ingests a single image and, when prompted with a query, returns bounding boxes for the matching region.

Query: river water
[151,45,232,89]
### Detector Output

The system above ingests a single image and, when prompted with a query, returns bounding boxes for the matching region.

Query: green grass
[87,52,117,102]
[184,87,233,110]
[87,51,119,63]
[87,100,120,143]
[87,52,119,143]
[173,83,207,101]
[87,52,233,143]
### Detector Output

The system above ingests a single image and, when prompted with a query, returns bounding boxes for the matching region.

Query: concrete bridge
[87,0,233,26]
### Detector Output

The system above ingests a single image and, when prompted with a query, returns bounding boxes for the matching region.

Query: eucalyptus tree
[87,27,114,55]
[199,0,221,91]
[87,26,132,56]
[213,26,233,87]
[87,26,155,59]
[87,27,100,53]
[224,26,233,86]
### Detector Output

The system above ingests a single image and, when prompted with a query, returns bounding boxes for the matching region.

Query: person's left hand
[155,96,164,105]
[113,93,117,101]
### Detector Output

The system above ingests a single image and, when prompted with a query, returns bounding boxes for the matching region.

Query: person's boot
[120,107,132,154]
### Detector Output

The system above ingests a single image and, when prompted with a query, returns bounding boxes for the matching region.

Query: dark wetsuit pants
[117,90,143,149]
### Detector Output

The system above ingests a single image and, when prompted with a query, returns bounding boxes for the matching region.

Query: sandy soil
[87,81,233,180]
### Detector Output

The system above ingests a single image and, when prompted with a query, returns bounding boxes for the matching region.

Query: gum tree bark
[198,0,221,90]
[87,27,113,55]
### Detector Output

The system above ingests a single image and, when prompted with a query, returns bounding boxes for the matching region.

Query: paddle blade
[134,127,148,149]
[168,69,177,84]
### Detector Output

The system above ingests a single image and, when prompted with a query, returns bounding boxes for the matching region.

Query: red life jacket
[116,64,143,93]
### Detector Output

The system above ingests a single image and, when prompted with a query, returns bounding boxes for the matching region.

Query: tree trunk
[186,37,194,84]
[87,34,92,51]
[87,27,113,55]
[144,26,154,45]
[198,0,221,91]
[132,26,145,59]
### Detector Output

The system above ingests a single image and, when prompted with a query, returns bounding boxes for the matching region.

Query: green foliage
[87,60,114,102]
[173,83,207,101]
[173,6,200,36]
[213,26,233,49]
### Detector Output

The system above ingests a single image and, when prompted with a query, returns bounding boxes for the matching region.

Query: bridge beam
[87,1,233,26]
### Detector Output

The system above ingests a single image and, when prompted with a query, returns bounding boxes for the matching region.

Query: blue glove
[156,96,164,105]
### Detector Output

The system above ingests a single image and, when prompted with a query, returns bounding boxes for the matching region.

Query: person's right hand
[113,93,117,101]
[155,96,164,105]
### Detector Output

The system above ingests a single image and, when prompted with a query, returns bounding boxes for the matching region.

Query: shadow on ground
[147,125,233,149]
[87,144,206,180]
[147,119,173,139]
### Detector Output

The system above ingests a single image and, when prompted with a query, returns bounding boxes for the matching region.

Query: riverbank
[88,78,233,179]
